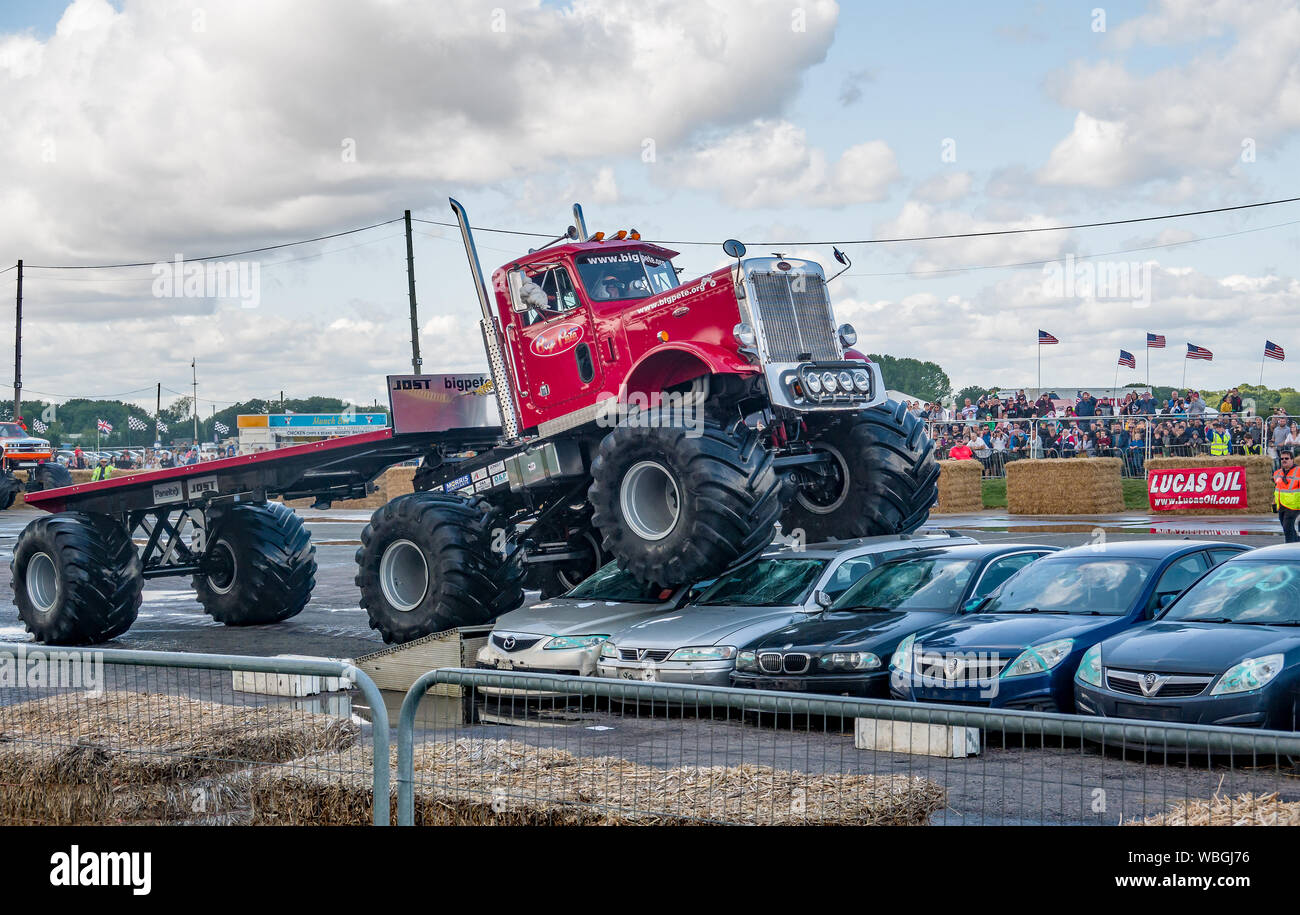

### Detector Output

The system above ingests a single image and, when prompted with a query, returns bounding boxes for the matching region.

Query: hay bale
[282,464,416,510]
[1130,791,1300,826]
[250,739,946,826]
[934,460,982,513]
[1005,457,1123,515]
[0,690,358,825]
[1144,455,1274,514]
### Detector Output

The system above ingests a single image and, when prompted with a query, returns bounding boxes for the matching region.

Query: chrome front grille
[619,648,672,663]
[1106,669,1213,699]
[757,652,811,674]
[749,272,839,362]
[758,652,784,673]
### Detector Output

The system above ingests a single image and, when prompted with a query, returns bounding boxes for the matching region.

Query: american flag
[96,419,113,433]
[1185,343,1214,361]
[1038,330,1059,345]
[31,419,47,434]
[1146,333,1166,348]
[127,416,148,432]
[1118,350,1136,369]
[1265,340,1286,362]
[214,420,230,434]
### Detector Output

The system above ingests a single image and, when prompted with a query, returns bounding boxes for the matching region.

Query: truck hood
[746,610,954,654]
[492,598,678,637]
[1100,621,1300,676]
[2,437,50,449]
[912,613,1125,655]
[611,605,806,649]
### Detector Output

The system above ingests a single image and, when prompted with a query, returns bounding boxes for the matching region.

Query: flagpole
[1181,352,1187,391]
[1037,339,1041,397]
[1260,348,1266,387]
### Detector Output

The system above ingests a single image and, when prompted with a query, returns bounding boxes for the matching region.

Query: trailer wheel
[27,462,73,492]
[782,399,938,541]
[193,502,316,625]
[0,471,21,511]
[355,492,523,644]
[10,512,143,645]
[588,418,788,588]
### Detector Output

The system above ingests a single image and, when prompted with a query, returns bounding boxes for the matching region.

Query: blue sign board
[267,413,387,428]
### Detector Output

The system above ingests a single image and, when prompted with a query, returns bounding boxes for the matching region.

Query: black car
[731,543,1058,697]
[1076,543,1300,730]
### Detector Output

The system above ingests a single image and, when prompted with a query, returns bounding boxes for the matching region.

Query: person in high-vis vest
[1208,420,1231,456]
[1275,450,1300,543]
[90,457,113,482]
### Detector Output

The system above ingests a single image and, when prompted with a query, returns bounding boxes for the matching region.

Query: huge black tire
[782,399,939,541]
[10,512,143,645]
[0,471,20,511]
[588,418,788,588]
[355,492,524,644]
[27,462,73,493]
[192,501,316,625]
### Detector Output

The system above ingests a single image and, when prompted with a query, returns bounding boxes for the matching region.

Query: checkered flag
[128,416,148,432]
[214,420,229,435]
[31,419,47,434]
[155,418,168,434]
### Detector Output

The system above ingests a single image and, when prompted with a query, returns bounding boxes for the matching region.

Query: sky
[0,0,1297,415]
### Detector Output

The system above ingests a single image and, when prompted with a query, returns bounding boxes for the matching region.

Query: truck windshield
[0,423,27,438]
[576,251,677,302]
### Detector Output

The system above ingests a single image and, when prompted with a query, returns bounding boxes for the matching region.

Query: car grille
[1106,669,1213,699]
[619,648,672,663]
[913,655,1010,680]
[748,272,839,363]
[491,633,543,653]
[756,652,813,674]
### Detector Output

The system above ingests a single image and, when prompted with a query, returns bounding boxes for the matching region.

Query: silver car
[477,562,697,683]
[596,533,978,687]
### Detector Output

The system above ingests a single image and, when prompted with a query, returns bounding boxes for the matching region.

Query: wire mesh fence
[0,648,389,825]
[397,670,1300,826]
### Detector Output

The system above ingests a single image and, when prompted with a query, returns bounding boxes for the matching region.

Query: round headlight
[732,322,756,348]
[852,369,871,392]
[838,371,853,392]
[837,323,857,346]
[821,371,838,393]
[804,372,823,394]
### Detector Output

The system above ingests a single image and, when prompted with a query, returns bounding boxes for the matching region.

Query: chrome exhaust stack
[449,197,520,439]
[571,203,589,242]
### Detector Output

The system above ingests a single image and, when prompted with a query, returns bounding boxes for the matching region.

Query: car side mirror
[962,597,986,614]
[1158,593,1176,608]
[814,590,833,610]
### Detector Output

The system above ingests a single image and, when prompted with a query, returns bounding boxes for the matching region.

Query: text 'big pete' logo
[530,323,584,357]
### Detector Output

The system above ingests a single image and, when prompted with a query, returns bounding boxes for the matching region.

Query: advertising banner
[1148,466,1247,511]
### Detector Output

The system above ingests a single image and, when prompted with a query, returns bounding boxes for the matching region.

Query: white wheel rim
[27,551,59,614]
[797,443,851,515]
[207,541,238,595]
[620,460,681,542]
[380,539,429,612]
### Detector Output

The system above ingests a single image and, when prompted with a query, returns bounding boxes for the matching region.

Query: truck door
[506,263,604,429]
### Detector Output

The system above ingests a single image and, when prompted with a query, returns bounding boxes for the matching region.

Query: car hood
[2,437,49,449]
[1101,622,1300,675]
[747,610,954,653]
[913,613,1122,654]
[611,605,805,649]
[492,598,677,637]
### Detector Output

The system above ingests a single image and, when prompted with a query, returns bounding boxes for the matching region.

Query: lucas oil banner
[1148,466,1247,511]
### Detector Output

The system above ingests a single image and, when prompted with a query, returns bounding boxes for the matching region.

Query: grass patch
[982,475,1147,510]
[1122,478,1148,510]
[981,479,1006,508]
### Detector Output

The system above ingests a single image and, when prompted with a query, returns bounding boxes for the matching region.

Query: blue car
[889,540,1251,712]
[1076,543,1300,730]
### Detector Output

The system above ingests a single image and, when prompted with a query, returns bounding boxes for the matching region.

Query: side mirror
[962,597,986,614]
[1157,593,1176,610]
[722,239,747,259]
[814,590,833,610]
[838,323,858,347]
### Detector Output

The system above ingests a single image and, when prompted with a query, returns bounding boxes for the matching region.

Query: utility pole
[156,382,162,447]
[404,210,422,374]
[13,260,21,423]
[280,390,284,412]
[191,358,198,445]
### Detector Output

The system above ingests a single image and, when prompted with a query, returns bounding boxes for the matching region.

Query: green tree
[955,385,996,407]
[867,354,952,403]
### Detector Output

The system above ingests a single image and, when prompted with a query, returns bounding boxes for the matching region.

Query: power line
[23,218,405,270]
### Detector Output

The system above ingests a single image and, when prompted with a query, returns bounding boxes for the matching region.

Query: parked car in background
[596,532,977,687]
[1076,543,1300,730]
[732,543,1057,697]
[476,561,696,680]
[889,541,1251,712]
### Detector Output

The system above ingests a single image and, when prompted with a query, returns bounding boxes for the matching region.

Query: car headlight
[1076,643,1103,687]
[544,635,610,650]
[1211,654,1285,695]
[669,646,736,661]
[821,371,838,393]
[804,372,823,395]
[820,651,882,672]
[1002,638,1074,679]
[599,641,618,659]
[890,634,917,672]
[851,369,871,393]
[736,650,758,672]
[732,322,756,348]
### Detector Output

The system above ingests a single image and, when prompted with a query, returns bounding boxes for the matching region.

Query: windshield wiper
[999,606,1068,614]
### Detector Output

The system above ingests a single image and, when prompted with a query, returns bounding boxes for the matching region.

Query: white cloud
[873,201,1067,274]
[913,171,973,203]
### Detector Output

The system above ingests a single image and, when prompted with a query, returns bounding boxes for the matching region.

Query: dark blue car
[731,544,1057,697]
[888,540,1251,712]
[1076,543,1300,729]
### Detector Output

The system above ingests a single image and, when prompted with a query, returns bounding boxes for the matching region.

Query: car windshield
[565,562,674,603]
[695,558,828,607]
[0,423,27,438]
[832,558,977,613]
[981,557,1157,616]
[1162,562,1300,624]
[575,250,677,302]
